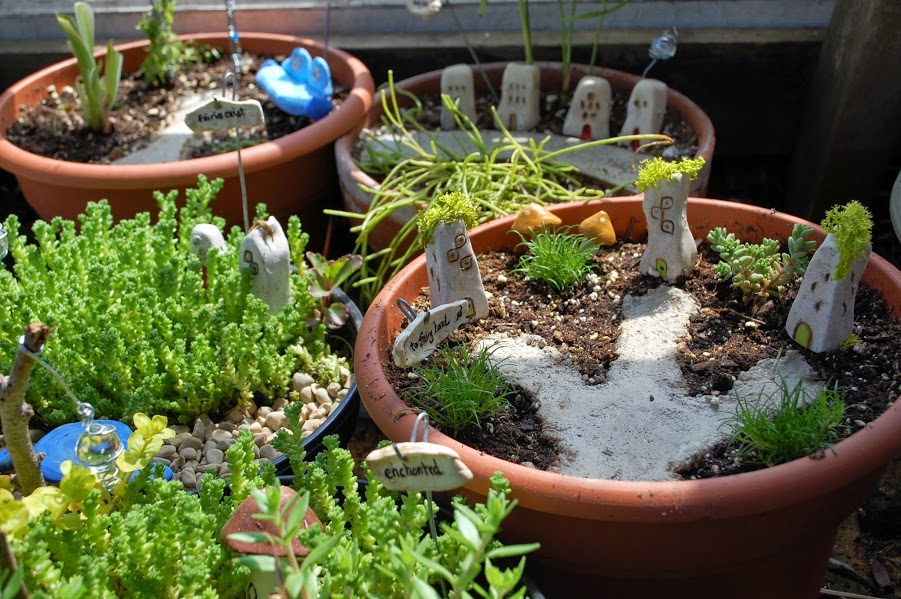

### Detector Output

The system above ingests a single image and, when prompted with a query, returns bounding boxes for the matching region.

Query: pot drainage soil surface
[5,51,346,164]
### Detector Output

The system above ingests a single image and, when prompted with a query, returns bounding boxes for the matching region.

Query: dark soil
[5,50,344,164]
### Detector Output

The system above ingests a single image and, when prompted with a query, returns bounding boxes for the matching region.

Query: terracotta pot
[335,62,716,252]
[354,197,901,599]
[0,33,374,247]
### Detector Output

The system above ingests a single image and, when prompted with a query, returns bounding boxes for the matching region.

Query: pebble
[148,369,351,488]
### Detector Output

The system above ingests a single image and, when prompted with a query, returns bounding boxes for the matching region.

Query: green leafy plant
[406,343,516,432]
[2,424,271,598]
[136,0,203,86]
[326,74,671,305]
[0,175,348,427]
[56,1,123,134]
[417,191,480,246]
[304,251,363,329]
[513,227,598,290]
[725,379,848,468]
[707,223,816,306]
[819,200,874,281]
[242,434,538,597]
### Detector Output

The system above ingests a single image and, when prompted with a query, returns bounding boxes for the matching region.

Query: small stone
[157,445,177,459]
[180,447,198,461]
[205,448,225,466]
[179,436,204,451]
[257,406,272,419]
[152,457,172,467]
[302,419,323,433]
[292,372,315,392]
[300,386,315,404]
[248,421,263,434]
[272,397,289,411]
[314,387,331,405]
[218,463,231,478]
[311,405,328,420]
[217,422,237,434]
[181,469,197,488]
[327,382,343,399]
[259,445,279,461]
[579,210,616,246]
[301,403,313,420]
[266,411,289,431]
[253,433,267,447]
[168,432,192,447]
[217,438,236,451]
[226,407,246,424]
[192,419,206,441]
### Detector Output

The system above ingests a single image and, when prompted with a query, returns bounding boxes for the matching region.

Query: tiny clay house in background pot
[0,32,374,243]
[353,197,901,599]
[335,61,716,253]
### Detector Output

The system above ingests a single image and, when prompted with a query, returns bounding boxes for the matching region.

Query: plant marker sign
[366,442,473,492]
[185,98,264,133]
[392,298,471,367]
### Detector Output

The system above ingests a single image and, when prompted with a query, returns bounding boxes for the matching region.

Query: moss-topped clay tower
[786,200,873,352]
[635,156,706,283]
[418,192,488,320]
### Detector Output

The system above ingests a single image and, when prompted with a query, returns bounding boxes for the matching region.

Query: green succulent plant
[819,200,873,281]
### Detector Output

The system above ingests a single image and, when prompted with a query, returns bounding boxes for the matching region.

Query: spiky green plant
[513,228,598,290]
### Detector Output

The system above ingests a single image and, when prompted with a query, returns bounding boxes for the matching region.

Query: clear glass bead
[75,403,123,488]
[649,28,678,61]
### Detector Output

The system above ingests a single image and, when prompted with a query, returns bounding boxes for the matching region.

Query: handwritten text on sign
[185,98,265,132]
[392,299,470,368]
[366,442,473,492]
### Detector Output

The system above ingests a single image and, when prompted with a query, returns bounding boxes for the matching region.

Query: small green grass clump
[635,156,706,192]
[513,228,598,290]
[820,200,873,281]
[406,343,515,432]
[726,379,848,468]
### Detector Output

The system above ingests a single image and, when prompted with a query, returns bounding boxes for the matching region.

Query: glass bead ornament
[642,27,679,78]
[75,402,123,491]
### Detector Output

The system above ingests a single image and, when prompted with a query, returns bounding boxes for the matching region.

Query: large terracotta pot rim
[0,32,375,191]
[358,196,901,523]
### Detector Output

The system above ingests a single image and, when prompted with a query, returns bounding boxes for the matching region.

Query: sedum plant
[56,1,123,134]
[819,200,873,281]
[725,379,847,468]
[247,433,538,598]
[2,424,272,598]
[707,223,816,306]
[0,175,348,427]
[513,228,598,290]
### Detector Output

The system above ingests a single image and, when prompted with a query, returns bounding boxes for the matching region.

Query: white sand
[477,285,822,482]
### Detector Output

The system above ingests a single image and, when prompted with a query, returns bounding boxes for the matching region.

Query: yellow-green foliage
[417,191,479,245]
[839,333,860,351]
[820,200,873,281]
[635,156,706,192]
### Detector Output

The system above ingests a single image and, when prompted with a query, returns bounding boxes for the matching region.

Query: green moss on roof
[417,192,480,245]
[820,200,873,281]
[635,157,706,192]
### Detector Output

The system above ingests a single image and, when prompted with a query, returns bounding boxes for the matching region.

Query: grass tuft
[726,378,848,468]
[513,228,598,290]
[405,342,516,432]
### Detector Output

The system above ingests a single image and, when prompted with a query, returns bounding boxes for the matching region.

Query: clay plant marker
[184,72,265,232]
[639,170,696,283]
[440,64,478,130]
[424,219,489,320]
[563,75,612,141]
[239,217,292,314]
[392,297,471,367]
[366,413,473,552]
[619,78,668,149]
[496,63,541,131]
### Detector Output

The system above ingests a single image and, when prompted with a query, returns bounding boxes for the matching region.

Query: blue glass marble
[256,47,334,120]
